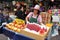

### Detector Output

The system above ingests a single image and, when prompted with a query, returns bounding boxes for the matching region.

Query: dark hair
[38,10,40,15]
[33,9,40,15]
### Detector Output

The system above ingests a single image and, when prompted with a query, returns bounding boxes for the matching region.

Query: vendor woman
[26,5,42,24]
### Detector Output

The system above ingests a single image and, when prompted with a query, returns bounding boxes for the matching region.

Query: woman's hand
[26,21,30,24]
[26,16,30,24]
[40,22,44,25]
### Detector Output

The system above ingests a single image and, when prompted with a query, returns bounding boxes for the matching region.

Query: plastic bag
[51,24,59,37]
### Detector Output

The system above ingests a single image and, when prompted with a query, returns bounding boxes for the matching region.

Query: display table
[0,23,53,40]
[18,26,52,40]
[13,33,34,40]
[3,27,52,40]
[2,27,34,40]
[19,29,45,40]
[2,27,15,39]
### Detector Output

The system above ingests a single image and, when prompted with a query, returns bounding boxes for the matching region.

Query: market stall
[0,18,53,40]
[0,8,60,40]
[0,1,60,40]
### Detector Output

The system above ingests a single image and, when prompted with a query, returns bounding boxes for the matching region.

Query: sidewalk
[51,35,60,40]
[0,34,60,40]
[0,34,8,40]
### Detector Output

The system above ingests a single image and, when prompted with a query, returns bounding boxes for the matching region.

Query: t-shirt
[15,10,26,20]
[27,12,42,23]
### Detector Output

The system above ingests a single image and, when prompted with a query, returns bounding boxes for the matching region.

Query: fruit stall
[0,18,53,40]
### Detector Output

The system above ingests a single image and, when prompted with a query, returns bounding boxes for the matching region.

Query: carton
[20,29,46,40]
[40,12,51,24]
[19,26,51,40]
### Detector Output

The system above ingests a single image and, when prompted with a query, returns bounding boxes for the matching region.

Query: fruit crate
[19,23,52,40]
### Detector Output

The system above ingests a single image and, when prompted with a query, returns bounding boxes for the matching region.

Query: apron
[29,15,38,23]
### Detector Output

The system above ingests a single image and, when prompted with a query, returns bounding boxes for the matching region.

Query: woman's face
[34,9,38,14]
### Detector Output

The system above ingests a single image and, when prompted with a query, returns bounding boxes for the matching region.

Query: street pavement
[0,34,60,40]
[0,34,8,40]
[51,35,60,40]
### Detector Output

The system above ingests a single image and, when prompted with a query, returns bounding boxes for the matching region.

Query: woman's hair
[38,10,40,15]
[33,9,40,15]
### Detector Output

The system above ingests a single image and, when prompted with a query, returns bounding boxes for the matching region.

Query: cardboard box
[19,26,51,40]
[20,30,46,40]
[40,12,51,24]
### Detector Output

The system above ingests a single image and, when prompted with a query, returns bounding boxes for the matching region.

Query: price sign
[52,15,59,22]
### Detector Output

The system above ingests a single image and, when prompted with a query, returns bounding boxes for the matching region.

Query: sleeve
[27,12,33,18]
[37,15,42,23]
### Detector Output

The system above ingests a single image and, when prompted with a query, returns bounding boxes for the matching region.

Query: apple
[39,29,45,35]
[17,25,20,28]
[22,24,25,29]
[20,25,25,29]
[18,23,21,25]
[42,27,45,31]
[13,21,17,24]
[21,27,24,29]
[9,23,12,26]
[11,26,15,30]
[15,24,18,27]
[20,25,23,29]
[42,27,47,32]
[44,28,47,32]
[8,26,12,29]
[22,24,25,27]
[17,29,20,32]
[12,27,15,30]
[13,27,17,31]
[12,23,14,26]
[6,24,9,28]
[21,21,24,24]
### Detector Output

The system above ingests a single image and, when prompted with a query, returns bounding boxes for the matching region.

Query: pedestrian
[15,5,26,20]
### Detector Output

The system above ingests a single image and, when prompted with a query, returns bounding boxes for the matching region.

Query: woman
[15,5,26,20]
[15,1,27,20]
[26,5,42,24]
